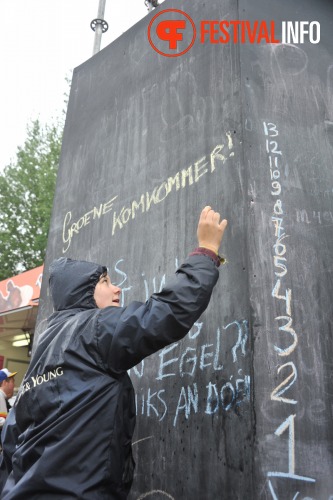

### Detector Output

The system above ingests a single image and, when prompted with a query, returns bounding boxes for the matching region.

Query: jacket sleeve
[96,254,219,373]
[0,407,19,493]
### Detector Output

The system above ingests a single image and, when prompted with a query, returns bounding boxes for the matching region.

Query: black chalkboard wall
[36,0,333,498]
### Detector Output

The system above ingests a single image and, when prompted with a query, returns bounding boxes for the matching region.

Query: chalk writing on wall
[296,209,333,225]
[263,122,316,499]
[62,136,235,253]
[113,255,251,427]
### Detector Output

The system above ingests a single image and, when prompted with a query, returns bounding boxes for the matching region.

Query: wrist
[198,244,219,255]
[190,247,226,267]
[196,246,227,266]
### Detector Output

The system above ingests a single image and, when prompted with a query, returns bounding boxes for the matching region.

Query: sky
[0,0,163,169]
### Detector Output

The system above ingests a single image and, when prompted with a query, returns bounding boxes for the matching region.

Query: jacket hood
[49,258,107,311]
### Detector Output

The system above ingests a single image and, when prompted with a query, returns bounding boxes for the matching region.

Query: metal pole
[92,0,107,55]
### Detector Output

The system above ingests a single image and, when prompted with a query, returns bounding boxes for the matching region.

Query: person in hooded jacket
[0,206,227,499]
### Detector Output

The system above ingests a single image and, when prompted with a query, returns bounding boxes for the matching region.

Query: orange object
[0,266,43,313]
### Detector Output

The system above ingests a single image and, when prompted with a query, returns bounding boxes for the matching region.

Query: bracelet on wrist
[190,247,227,267]
[200,246,227,265]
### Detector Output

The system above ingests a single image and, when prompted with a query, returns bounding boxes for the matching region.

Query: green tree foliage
[0,120,63,280]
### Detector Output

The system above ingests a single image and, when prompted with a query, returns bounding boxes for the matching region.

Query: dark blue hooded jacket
[0,253,219,499]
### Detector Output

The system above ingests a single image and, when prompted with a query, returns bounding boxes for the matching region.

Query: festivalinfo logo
[147,9,321,57]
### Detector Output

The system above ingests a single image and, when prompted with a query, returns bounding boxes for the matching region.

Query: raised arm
[97,206,228,372]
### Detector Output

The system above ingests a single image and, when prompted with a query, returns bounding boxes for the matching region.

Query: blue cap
[0,369,17,382]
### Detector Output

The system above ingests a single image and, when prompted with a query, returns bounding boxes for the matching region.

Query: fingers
[212,211,221,224]
[200,206,226,227]
[219,219,228,230]
[200,206,212,221]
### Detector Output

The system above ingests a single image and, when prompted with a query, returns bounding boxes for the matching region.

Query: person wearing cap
[0,369,16,429]
[0,206,227,499]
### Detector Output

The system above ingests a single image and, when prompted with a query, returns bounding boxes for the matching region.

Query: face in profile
[94,274,121,309]
[2,377,15,399]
